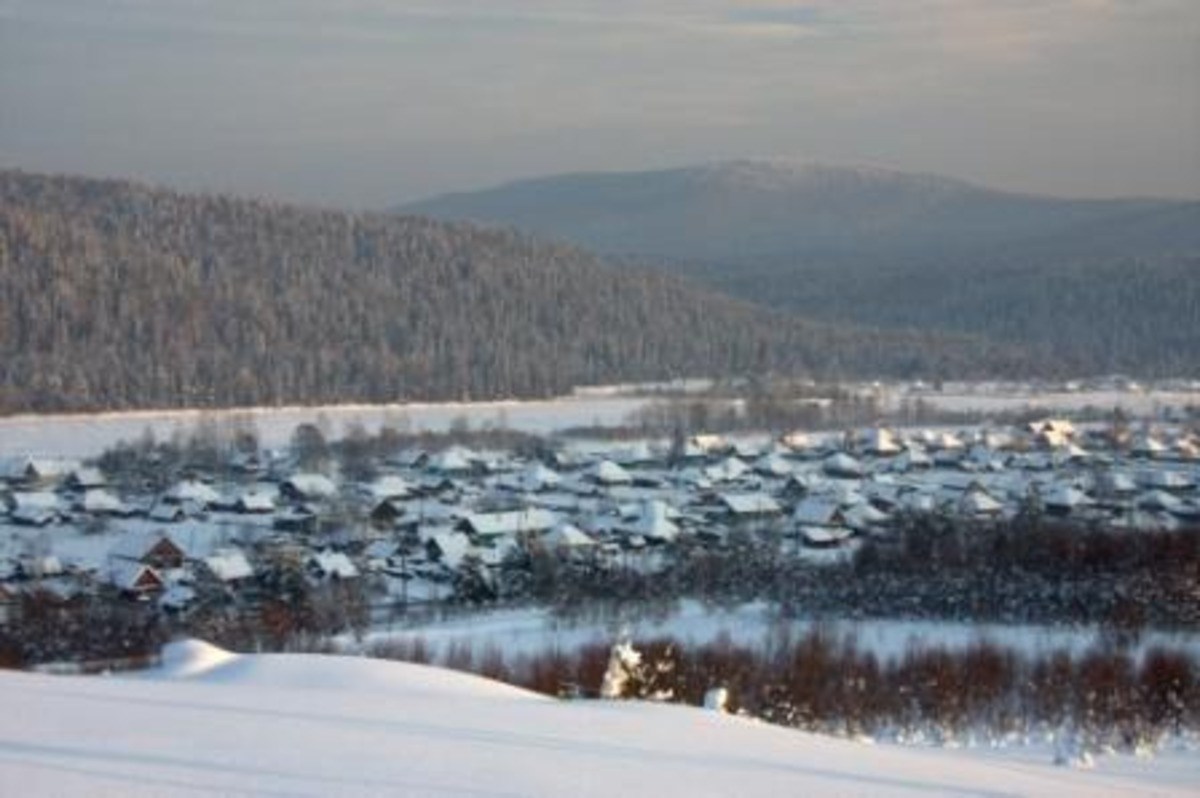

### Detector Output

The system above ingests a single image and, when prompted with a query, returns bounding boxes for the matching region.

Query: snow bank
[0,641,1195,796]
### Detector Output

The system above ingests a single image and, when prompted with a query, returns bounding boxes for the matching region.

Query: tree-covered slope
[402,160,1200,376]
[0,170,1038,414]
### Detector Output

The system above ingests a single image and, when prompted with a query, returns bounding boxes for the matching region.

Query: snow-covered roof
[704,457,750,483]
[203,548,255,582]
[282,473,338,500]
[957,489,1004,516]
[590,460,633,485]
[109,530,185,563]
[822,453,864,478]
[166,480,221,506]
[67,467,107,488]
[106,559,163,592]
[461,508,557,538]
[800,525,854,546]
[621,500,680,542]
[427,530,472,568]
[543,522,596,550]
[753,454,793,477]
[428,447,475,474]
[719,493,782,516]
[793,497,846,527]
[80,489,130,515]
[308,549,359,579]
[369,475,415,500]
[235,491,277,513]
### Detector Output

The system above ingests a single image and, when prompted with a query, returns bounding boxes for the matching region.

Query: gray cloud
[1,0,1196,206]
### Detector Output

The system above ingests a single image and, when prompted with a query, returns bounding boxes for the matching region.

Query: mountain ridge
[400,160,1200,376]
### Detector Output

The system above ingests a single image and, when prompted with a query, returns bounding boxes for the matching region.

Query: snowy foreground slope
[0,642,1195,797]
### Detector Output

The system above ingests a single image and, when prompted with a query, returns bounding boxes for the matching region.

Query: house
[704,457,750,483]
[542,522,596,553]
[1137,468,1195,492]
[280,473,338,502]
[460,508,557,540]
[793,497,849,529]
[110,530,187,570]
[17,555,65,580]
[843,502,890,532]
[1042,485,1093,516]
[274,505,319,534]
[78,489,136,518]
[427,447,475,476]
[799,525,855,549]
[9,492,64,526]
[1129,433,1168,460]
[499,463,562,493]
[956,487,1005,518]
[891,447,933,472]
[233,491,277,515]
[106,559,165,595]
[307,549,359,581]
[370,498,406,528]
[368,475,415,501]
[753,454,793,478]
[717,493,782,519]
[426,530,473,569]
[822,453,865,479]
[164,480,221,507]
[619,500,680,544]
[859,428,902,457]
[201,548,255,584]
[588,460,633,486]
[65,467,107,491]
[149,502,193,523]
[9,458,79,489]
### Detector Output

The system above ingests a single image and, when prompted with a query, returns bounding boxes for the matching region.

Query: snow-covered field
[0,396,650,460]
[1,383,1194,459]
[0,640,1194,797]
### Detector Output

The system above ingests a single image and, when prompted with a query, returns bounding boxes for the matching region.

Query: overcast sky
[2,0,1197,207]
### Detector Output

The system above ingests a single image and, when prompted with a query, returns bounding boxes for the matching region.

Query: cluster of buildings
[1,419,1197,625]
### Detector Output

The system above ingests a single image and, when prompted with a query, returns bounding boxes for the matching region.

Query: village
[0,416,1198,639]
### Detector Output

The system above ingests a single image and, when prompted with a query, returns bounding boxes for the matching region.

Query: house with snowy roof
[164,480,221,507]
[541,522,596,553]
[201,548,255,585]
[306,549,360,581]
[460,508,557,540]
[822,452,865,479]
[76,488,136,518]
[588,460,634,486]
[109,530,187,570]
[280,473,338,502]
[9,492,65,527]
[105,559,165,596]
[716,493,782,520]
[64,467,107,492]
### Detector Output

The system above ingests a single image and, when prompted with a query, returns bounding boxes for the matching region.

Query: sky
[1,0,1198,207]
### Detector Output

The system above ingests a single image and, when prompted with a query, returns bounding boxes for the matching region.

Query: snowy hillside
[0,641,1195,796]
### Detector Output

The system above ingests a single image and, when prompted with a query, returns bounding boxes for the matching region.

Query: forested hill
[401,160,1200,376]
[0,170,1039,414]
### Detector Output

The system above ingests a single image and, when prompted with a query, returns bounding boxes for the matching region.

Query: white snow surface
[1,383,1195,459]
[0,640,1195,796]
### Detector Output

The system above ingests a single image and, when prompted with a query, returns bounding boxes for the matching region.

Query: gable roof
[461,508,557,538]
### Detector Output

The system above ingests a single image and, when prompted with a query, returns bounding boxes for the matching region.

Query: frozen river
[0,384,1195,459]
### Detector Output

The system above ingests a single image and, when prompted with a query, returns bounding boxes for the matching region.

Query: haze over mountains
[0,169,1035,414]
[403,160,1200,377]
